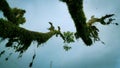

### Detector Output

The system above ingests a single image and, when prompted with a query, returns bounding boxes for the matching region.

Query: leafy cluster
[62,31,74,51]
[63,31,74,43]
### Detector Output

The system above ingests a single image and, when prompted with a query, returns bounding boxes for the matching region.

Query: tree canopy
[0,0,118,67]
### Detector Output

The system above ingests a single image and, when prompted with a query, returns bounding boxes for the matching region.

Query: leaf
[63,45,71,51]
[63,31,75,43]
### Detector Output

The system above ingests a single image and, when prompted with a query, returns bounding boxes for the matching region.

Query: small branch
[87,14,115,26]
[86,14,116,43]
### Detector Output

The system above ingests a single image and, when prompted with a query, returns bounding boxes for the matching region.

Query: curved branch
[0,0,65,53]
[0,19,60,52]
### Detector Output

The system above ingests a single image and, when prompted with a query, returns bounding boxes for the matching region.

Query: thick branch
[60,0,92,45]
[0,0,66,53]
[0,19,60,52]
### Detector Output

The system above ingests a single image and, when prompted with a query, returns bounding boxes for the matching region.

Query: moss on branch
[0,0,64,53]
[0,0,26,26]
[0,18,61,52]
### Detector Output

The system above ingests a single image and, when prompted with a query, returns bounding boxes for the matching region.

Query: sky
[0,0,120,68]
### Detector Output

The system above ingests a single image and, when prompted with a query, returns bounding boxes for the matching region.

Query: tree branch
[0,19,61,53]
[0,0,65,53]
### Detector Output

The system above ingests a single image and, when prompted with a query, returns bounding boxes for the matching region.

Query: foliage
[63,31,74,43]
[63,45,72,51]
[62,31,74,51]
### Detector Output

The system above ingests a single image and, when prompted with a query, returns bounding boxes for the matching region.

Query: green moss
[0,0,62,53]
[0,18,59,52]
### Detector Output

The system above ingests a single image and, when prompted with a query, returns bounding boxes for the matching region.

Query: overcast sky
[0,0,120,68]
